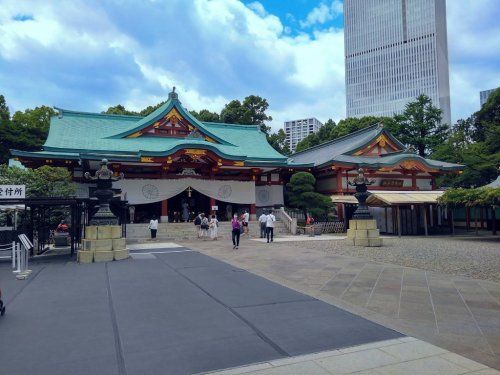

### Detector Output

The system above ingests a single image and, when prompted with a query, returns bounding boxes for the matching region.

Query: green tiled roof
[15,93,292,165]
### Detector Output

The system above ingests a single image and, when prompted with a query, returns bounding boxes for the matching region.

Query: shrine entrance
[168,188,211,222]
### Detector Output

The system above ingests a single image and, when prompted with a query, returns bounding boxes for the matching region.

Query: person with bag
[200,213,209,239]
[231,214,241,249]
[149,215,158,240]
[194,213,202,238]
[209,214,219,240]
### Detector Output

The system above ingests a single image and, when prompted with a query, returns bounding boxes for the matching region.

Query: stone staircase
[125,220,289,241]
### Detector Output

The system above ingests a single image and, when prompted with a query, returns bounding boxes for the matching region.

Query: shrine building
[12,90,309,222]
[11,88,463,230]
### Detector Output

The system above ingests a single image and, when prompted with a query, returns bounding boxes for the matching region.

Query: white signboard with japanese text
[0,185,26,199]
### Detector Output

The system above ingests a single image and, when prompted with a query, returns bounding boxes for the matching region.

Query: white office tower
[344,0,451,125]
[284,118,323,152]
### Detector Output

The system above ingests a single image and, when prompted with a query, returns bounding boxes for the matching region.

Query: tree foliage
[0,165,76,197]
[267,129,290,156]
[190,109,220,122]
[286,172,332,217]
[392,94,449,157]
[0,94,10,125]
[438,187,500,208]
[220,95,272,133]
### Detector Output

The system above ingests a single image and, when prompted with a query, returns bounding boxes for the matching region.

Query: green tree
[190,109,220,122]
[267,129,290,155]
[0,165,76,197]
[103,104,138,116]
[393,94,449,157]
[0,94,10,125]
[220,95,272,133]
[139,101,165,116]
[286,172,332,218]
[12,105,57,133]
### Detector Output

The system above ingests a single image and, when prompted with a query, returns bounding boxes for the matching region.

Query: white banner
[0,185,25,199]
[255,185,284,207]
[113,178,256,205]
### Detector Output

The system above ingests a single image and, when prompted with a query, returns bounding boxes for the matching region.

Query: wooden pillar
[250,203,256,220]
[411,173,417,189]
[475,207,479,235]
[423,205,428,236]
[161,199,168,222]
[397,206,402,237]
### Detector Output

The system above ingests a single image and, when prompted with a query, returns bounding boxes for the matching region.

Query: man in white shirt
[242,210,250,236]
[266,211,276,243]
[258,211,268,238]
[149,215,159,240]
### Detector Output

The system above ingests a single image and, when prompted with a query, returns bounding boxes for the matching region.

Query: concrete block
[82,239,112,252]
[77,250,93,263]
[366,220,377,230]
[367,229,380,238]
[94,250,114,263]
[113,249,129,261]
[110,226,122,239]
[349,220,358,229]
[345,238,355,246]
[347,229,356,239]
[355,229,368,238]
[112,238,126,250]
[369,238,383,247]
[97,226,112,239]
[356,220,367,229]
[85,226,98,240]
[354,238,369,247]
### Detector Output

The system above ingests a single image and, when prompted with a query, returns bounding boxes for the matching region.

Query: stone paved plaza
[181,235,500,371]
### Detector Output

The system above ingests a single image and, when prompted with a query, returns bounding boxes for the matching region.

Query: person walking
[231,214,241,249]
[149,215,159,240]
[209,214,219,240]
[258,211,267,238]
[242,209,250,236]
[200,213,209,239]
[266,211,276,243]
[194,212,202,238]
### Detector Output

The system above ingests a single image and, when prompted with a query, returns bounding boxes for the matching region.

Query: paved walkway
[206,337,498,375]
[0,247,402,375]
[180,237,500,370]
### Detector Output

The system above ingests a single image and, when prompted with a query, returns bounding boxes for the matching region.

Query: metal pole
[14,243,21,273]
[12,241,16,269]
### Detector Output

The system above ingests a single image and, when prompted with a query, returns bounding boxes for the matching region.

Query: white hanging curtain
[113,178,256,205]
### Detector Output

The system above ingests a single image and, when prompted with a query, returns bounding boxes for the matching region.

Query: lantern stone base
[347,219,383,247]
[78,225,129,263]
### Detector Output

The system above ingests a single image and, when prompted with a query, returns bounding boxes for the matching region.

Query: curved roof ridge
[54,107,144,120]
[291,123,381,156]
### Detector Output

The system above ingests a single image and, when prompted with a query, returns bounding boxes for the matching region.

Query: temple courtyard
[0,236,499,374]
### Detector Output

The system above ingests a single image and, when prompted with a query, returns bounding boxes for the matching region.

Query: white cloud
[300,1,343,28]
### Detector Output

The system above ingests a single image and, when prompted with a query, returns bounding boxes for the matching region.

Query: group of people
[148,209,277,248]
[258,210,276,243]
[194,213,219,240]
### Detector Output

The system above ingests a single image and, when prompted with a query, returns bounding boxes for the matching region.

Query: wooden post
[423,205,428,236]
[397,206,402,237]
[161,199,168,222]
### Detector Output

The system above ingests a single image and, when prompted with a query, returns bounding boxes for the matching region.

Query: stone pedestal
[346,219,383,247]
[77,225,129,263]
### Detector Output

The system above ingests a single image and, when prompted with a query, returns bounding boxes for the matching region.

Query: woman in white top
[149,215,159,240]
[209,214,219,240]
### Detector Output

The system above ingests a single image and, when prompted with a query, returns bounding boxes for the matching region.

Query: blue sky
[0,0,499,131]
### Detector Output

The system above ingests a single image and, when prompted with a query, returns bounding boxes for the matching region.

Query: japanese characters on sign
[0,185,26,199]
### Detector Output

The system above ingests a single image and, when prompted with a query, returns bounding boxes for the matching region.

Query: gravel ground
[287,236,500,282]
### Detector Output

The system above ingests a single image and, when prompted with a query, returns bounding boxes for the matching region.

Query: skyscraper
[284,117,323,152]
[344,0,451,125]
[480,88,498,107]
